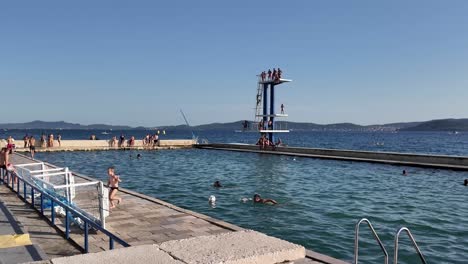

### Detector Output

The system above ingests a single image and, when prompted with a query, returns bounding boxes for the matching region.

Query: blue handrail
[0,168,130,253]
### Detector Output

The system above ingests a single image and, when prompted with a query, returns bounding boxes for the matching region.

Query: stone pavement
[0,184,81,262]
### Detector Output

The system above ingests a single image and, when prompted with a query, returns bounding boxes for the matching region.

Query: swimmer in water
[402,170,407,176]
[137,154,141,159]
[464,179,468,186]
[253,194,277,205]
[213,181,222,188]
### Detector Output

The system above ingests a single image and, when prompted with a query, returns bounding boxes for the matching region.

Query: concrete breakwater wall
[0,139,196,151]
[196,143,468,170]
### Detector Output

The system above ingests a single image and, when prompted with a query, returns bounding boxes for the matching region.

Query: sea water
[34,146,468,264]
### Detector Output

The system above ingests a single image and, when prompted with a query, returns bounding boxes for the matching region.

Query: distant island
[1,119,468,132]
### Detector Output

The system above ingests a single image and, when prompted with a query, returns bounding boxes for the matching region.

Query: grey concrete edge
[196,145,468,171]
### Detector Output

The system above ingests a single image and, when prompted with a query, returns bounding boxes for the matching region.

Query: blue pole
[110,238,114,250]
[262,84,268,131]
[51,200,55,225]
[269,84,275,143]
[84,223,89,253]
[23,181,27,199]
[31,188,35,206]
[40,193,44,215]
[65,209,70,239]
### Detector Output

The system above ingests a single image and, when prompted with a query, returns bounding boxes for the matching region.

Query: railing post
[16,177,20,194]
[65,209,70,239]
[11,174,15,190]
[23,181,27,199]
[40,193,44,215]
[51,200,55,225]
[84,222,89,253]
[109,238,114,250]
[31,188,35,206]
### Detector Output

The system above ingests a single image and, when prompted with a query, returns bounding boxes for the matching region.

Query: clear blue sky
[2,1,468,126]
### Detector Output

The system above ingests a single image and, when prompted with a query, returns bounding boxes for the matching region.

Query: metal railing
[0,168,130,253]
[394,227,427,264]
[354,218,389,264]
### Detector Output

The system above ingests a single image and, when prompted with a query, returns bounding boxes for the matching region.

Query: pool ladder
[354,218,427,264]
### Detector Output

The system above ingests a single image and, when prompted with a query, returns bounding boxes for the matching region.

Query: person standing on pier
[281,103,285,114]
[29,136,36,159]
[107,166,122,209]
[57,134,61,147]
[272,68,277,80]
[278,68,282,79]
[267,69,272,80]
[48,134,54,147]
[23,134,29,148]
[40,134,46,148]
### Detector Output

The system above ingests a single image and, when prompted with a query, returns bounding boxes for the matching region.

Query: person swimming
[464,179,468,186]
[137,154,141,159]
[253,194,277,205]
[213,181,222,188]
[402,170,407,176]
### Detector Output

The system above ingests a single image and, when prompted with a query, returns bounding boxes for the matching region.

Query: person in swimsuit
[57,134,61,147]
[23,134,29,148]
[253,194,277,205]
[281,103,285,114]
[0,148,7,174]
[213,181,222,188]
[464,179,467,186]
[107,166,122,209]
[267,69,272,80]
[29,136,36,159]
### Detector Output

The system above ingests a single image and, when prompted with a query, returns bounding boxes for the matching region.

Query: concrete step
[32,230,306,264]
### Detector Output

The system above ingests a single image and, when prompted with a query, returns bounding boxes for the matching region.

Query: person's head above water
[213,181,222,188]
[464,179,468,186]
[137,154,141,159]
[253,194,261,202]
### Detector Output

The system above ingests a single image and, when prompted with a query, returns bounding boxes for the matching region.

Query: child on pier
[107,166,122,209]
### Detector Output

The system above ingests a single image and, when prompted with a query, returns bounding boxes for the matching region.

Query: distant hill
[0,120,134,130]
[1,119,466,132]
[400,119,468,131]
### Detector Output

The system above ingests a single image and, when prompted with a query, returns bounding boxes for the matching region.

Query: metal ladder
[354,218,389,264]
[354,219,427,264]
[394,227,427,264]
[254,77,263,131]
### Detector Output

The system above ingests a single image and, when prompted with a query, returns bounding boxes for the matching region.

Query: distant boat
[449,131,459,135]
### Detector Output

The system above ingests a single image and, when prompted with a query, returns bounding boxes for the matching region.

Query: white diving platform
[258,78,292,85]
[259,130,290,133]
[256,114,288,117]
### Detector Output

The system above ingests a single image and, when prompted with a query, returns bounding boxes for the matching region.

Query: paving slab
[158,230,306,264]
[50,245,183,264]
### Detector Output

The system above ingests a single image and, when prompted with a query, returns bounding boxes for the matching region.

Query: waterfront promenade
[1,153,347,264]
[0,139,195,152]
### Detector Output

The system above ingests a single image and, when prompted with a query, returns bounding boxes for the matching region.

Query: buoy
[208,195,216,204]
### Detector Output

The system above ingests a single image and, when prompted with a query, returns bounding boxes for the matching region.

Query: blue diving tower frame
[257,78,292,143]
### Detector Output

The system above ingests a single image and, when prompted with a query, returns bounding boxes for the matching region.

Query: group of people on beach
[260,68,283,82]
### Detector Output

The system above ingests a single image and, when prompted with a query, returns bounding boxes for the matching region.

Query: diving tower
[254,77,292,143]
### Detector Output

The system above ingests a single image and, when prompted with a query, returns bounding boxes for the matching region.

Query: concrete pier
[0,139,195,152]
[196,143,468,170]
[3,153,347,264]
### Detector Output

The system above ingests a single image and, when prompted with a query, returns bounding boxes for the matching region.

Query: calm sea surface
[12,129,465,264]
